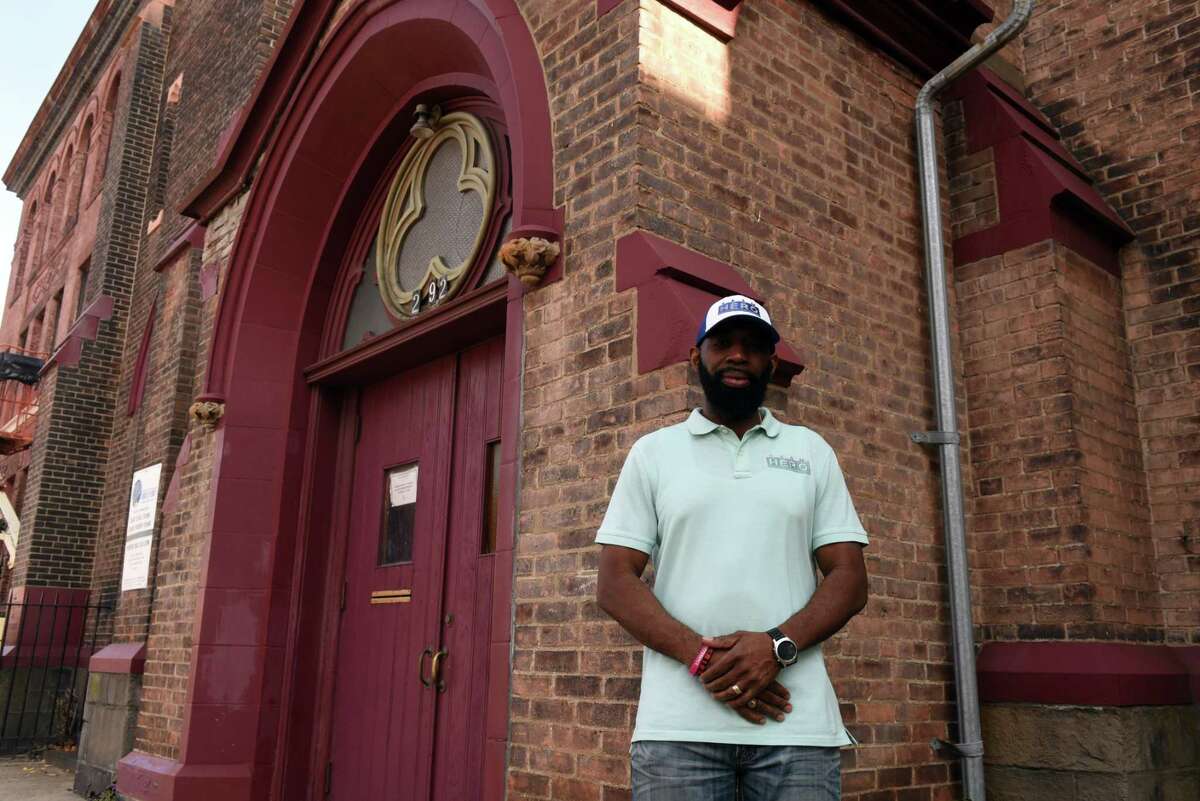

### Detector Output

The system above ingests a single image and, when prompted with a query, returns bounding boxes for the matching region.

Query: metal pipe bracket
[910,431,960,446]
[931,738,984,758]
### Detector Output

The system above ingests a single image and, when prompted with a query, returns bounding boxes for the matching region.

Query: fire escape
[0,345,44,590]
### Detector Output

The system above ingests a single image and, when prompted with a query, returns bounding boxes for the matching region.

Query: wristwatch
[767,627,799,668]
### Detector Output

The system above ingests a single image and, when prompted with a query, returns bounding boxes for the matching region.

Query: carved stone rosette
[189,399,225,431]
[500,236,561,288]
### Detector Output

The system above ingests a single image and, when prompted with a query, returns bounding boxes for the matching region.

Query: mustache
[714,366,768,381]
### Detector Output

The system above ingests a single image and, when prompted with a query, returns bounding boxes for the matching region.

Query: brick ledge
[978,642,1200,706]
[90,642,147,674]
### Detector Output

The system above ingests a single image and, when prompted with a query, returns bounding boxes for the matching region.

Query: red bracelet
[688,645,713,676]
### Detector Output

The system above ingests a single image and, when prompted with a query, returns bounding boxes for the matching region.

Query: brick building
[0,1,1197,800]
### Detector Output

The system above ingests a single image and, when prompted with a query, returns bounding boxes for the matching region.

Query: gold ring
[730,684,742,696]
[747,699,758,709]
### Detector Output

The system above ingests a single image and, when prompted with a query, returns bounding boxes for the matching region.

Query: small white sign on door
[121,463,163,592]
[388,464,418,507]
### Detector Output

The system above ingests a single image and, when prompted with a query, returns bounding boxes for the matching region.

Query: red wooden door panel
[326,336,504,800]
[430,336,505,800]
[328,356,455,801]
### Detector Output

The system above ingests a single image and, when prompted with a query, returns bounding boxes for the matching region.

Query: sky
[0,1,98,312]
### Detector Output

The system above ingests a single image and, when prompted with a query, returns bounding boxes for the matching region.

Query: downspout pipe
[912,2,1035,800]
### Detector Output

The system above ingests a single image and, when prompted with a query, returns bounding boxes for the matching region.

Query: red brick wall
[1020,0,1200,642]
[510,1,968,798]
[954,240,1158,642]
[12,13,169,594]
[130,196,241,760]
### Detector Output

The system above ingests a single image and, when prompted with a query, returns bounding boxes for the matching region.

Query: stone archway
[117,3,558,800]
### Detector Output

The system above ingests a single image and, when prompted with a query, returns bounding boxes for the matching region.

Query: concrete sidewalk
[0,758,81,800]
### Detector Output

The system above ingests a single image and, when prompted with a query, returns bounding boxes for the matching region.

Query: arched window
[60,144,77,233]
[77,116,95,205]
[337,102,512,353]
[9,202,36,304]
[34,176,56,271]
[93,76,121,191]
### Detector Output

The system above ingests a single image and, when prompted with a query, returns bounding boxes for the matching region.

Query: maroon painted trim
[809,0,993,77]
[1178,646,1200,703]
[116,752,252,801]
[127,297,157,415]
[659,0,742,41]
[306,281,508,385]
[198,0,561,406]
[90,642,147,674]
[41,293,114,371]
[949,69,1133,274]
[977,642,1197,706]
[615,231,803,386]
[153,222,207,273]
[0,586,92,669]
[598,0,742,41]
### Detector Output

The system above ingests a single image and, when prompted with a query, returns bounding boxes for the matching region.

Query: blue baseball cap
[695,294,780,346]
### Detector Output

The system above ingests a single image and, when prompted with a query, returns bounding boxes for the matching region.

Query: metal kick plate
[370,589,412,605]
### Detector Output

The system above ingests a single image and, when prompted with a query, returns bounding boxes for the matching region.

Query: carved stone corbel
[500,236,561,288]
[189,399,225,431]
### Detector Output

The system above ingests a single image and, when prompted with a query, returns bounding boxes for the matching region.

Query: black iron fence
[0,592,106,754]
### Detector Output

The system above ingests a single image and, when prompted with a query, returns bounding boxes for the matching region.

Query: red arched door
[328,336,504,800]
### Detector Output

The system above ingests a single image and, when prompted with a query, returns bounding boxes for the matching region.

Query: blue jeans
[631,740,841,800]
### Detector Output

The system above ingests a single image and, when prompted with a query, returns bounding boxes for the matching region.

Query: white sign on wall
[120,463,163,592]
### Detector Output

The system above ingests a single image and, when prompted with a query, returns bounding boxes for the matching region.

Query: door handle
[430,648,448,693]
[418,647,434,688]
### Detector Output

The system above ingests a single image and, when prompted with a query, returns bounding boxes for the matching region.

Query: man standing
[596,295,869,800]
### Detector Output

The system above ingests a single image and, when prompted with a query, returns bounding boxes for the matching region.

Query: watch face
[777,640,799,662]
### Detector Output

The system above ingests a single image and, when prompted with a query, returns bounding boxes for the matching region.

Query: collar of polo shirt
[685,407,781,438]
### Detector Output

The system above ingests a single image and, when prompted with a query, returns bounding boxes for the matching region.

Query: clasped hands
[697,631,792,725]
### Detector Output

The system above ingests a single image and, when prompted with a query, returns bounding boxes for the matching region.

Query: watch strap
[767,627,786,643]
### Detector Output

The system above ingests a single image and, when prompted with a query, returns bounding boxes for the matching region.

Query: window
[338,105,512,352]
[376,111,497,318]
[480,441,501,555]
[75,260,90,320]
[379,463,418,565]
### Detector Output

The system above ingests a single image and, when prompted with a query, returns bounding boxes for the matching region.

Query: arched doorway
[116,3,560,800]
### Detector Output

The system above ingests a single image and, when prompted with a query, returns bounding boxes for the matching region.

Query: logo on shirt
[717,299,761,317]
[766,455,810,475]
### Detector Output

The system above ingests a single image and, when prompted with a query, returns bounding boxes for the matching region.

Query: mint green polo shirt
[596,408,868,746]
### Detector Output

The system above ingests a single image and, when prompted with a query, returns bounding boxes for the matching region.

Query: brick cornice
[809,0,994,77]
[2,0,139,196]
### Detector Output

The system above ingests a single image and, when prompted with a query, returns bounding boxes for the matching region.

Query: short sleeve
[811,446,869,552]
[596,441,658,555]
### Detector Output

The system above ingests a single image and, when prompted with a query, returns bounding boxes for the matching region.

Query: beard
[697,360,772,421]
